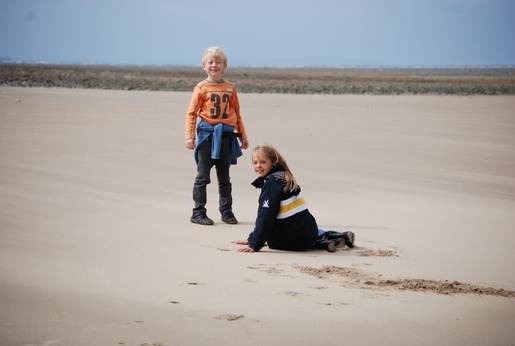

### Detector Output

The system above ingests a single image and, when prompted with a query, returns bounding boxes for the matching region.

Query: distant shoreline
[2,61,514,72]
[1,63,514,95]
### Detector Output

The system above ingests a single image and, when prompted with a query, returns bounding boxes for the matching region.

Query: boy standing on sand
[185,47,249,225]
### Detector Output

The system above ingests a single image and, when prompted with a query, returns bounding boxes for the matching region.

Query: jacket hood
[251,165,285,189]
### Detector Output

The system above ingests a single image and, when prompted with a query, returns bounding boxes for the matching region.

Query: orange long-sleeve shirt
[185,79,247,140]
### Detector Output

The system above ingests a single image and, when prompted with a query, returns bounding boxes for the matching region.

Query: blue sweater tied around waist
[194,121,243,165]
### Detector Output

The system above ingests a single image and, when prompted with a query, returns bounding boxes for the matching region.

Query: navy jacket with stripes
[248,168,319,252]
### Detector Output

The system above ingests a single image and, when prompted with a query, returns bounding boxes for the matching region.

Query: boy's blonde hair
[252,144,299,193]
[202,46,228,66]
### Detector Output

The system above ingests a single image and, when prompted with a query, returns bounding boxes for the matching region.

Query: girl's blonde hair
[202,46,228,66]
[253,144,299,193]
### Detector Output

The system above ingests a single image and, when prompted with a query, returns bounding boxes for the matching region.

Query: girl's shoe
[316,238,346,252]
[344,231,355,248]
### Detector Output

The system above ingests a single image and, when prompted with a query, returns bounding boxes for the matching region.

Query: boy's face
[203,55,226,80]
[252,153,273,178]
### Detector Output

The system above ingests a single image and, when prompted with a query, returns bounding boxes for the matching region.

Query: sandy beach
[1,86,514,345]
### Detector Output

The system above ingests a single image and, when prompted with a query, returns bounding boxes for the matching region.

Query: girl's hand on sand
[231,240,250,245]
[237,247,255,253]
[185,138,195,150]
[232,240,254,253]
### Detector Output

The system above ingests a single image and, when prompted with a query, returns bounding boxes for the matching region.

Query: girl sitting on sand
[232,144,354,253]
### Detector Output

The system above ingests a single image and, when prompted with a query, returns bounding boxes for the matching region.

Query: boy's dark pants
[192,136,233,217]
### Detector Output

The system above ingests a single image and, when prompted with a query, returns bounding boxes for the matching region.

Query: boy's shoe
[191,214,214,225]
[221,212,238,224]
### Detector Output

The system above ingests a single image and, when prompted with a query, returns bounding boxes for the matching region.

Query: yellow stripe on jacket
[277,195,308,219]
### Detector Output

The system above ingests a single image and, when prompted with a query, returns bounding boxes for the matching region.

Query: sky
[1,0,514,67]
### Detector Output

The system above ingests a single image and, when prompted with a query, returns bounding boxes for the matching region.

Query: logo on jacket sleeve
[262,199,269,208]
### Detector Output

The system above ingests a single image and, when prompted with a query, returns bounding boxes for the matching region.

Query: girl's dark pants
[192,135,233,217]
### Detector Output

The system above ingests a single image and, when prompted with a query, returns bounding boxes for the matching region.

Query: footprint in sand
[125,320,144,325]
[295,265,515,298]
[215,314,245,321]
[283,291,306,297]
[247,263,292,277]
[358,249,399,257]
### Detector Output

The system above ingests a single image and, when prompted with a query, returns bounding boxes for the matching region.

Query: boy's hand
[240,138,249,150]
[185,138,195,150]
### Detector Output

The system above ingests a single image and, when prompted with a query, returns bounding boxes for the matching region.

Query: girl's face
[252,153,273,178]
[203,55,226,80]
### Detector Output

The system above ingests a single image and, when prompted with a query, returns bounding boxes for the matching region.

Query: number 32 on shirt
[210,93,230,119]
